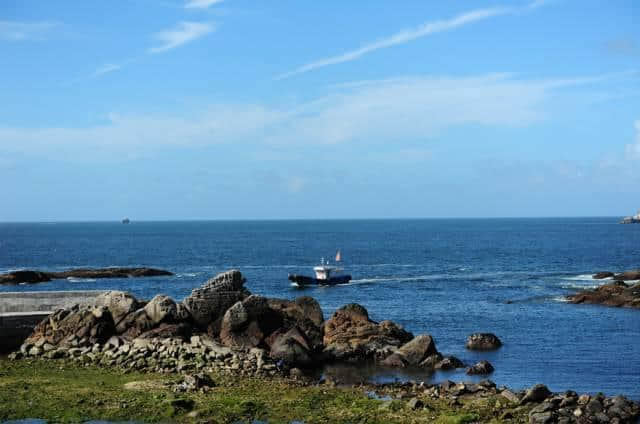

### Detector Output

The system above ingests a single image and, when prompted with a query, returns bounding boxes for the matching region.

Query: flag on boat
[335,249,341,262]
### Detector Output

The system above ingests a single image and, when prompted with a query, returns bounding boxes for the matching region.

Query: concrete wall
[0,290,106,353]
[0,290,105,313]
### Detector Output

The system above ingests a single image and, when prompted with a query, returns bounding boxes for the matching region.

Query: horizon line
[0,215,628,224]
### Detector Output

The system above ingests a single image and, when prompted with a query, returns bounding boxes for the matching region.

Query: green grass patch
[0,358,526,423]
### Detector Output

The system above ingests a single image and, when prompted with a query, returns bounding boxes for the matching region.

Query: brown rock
[567,281,640,309]
[466,360,494,375]
[26,305,115,347]
[138,323,191,340]
[466,333,502,350]
[323,303,413,361]
[270,326,313,367]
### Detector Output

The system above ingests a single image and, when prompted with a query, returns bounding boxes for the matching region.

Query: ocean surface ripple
[1,218,639,398]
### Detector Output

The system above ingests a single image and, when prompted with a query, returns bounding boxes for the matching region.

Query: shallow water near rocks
[1,218,639,399]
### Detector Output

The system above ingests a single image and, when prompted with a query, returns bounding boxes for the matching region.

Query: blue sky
[0,0,638,221]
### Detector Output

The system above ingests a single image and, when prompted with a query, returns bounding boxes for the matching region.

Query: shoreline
[4,269,640,422]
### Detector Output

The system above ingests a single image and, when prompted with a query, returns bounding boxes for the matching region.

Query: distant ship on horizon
[122,217,130,224]
[620,210,640,224]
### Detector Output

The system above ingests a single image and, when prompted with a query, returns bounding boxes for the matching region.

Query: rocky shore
[0,267,173,285]
[9,270,640,423]
[567,270,640,309]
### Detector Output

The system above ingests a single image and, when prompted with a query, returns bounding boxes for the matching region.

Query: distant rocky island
[567,270,640,308]
[0,267,173,285]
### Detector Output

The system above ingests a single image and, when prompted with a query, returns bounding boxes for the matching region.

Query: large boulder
[466,333,502,350]
[183,270,250,328]
[117,308,156,338]
[267,297,324,350]
[219,295,283,348]
[323,303,413,362]
[26,305,115,347]
[521,384,551,404]
[143,294,189,325]
[94,291,141,327]
[382,334,438,367]
[269,326,313,367]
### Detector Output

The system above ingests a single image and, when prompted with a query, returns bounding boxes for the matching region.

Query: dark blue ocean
[1,218,639,399]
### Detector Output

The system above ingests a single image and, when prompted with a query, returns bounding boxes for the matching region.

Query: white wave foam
[552,296,570,303]
[563,274,600,281]
[560,283,598,290]
[66,277,97,283]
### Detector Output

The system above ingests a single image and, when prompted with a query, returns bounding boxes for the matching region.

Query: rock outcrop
[0,267,173,285]
[465,333,502,350]
[183,270,250,329]
[25,305,115,347]
[568,281,640,309]
[381,335,438,368]
[323,303,413,362]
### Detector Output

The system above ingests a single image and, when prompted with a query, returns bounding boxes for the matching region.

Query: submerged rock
[465,333,502,350]
[466,360,494,375]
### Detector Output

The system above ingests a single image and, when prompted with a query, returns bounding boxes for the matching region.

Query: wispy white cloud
[0,20,59,41]
[149,21,215,53]
[0,72,621,161]
[185,0,223,9]
[92,63,122,77]
[277,0,551,79]
[277,7,509,80]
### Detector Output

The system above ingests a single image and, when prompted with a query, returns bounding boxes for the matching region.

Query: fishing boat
[620,210,640,224]
[288,250,352,286]
[122,217,130,224]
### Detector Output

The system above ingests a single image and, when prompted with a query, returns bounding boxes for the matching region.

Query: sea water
[1,218,639,398]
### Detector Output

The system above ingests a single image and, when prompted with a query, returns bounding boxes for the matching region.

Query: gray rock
[94,291,140,326]
[521,384,551,404]
[528,411,553,424]
[144,295,178,325]
[396,335,438,366]
[183,270,249,327]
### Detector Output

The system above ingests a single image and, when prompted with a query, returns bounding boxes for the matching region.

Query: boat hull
[288,274,352,286]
